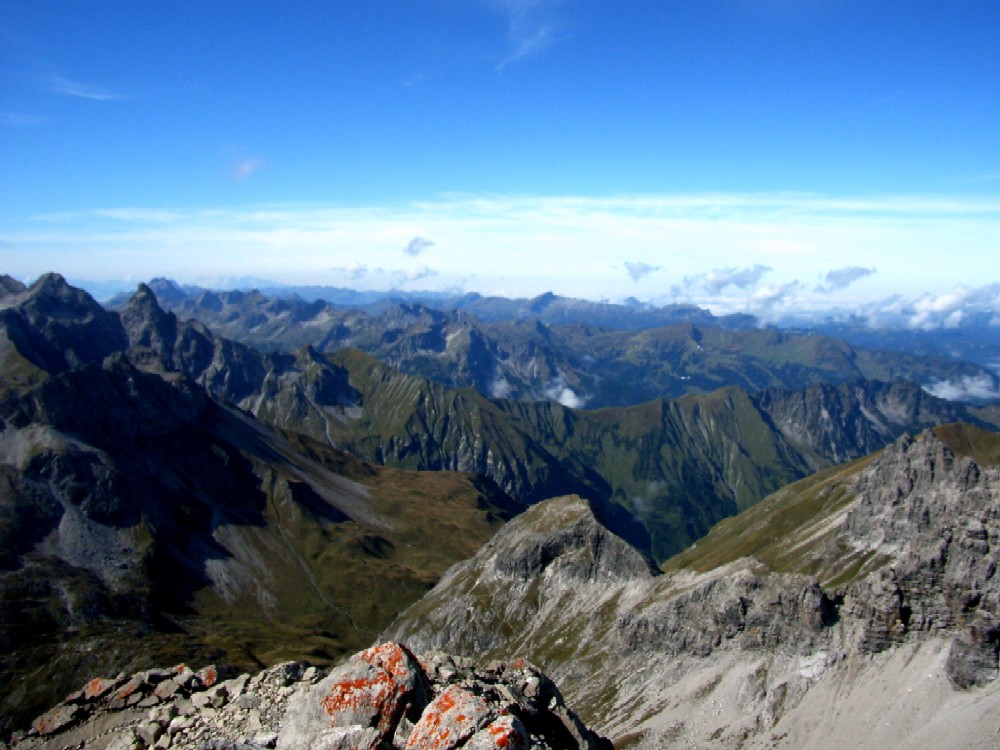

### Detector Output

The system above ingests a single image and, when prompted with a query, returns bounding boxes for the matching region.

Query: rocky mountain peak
[1,273,127,372]
[119,283,179,357]
[23,274,105,318]
[486,496,659,582]
[0,275,27,301]
[145,278,189,305]
[843,427,996,556]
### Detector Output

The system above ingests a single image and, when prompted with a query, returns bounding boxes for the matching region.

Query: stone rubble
[7,644,608,750]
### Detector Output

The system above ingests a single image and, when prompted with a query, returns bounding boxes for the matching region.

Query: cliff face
[385,431,1000,749]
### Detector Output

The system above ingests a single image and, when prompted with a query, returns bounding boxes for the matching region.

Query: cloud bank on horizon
[5,192,999,329]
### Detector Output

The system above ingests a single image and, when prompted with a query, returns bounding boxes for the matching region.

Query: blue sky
[2,0,1000,324]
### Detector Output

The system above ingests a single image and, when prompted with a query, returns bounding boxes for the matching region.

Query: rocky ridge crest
[9,643,607,750]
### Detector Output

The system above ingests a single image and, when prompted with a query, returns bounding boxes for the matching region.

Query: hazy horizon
[3,2,999,326]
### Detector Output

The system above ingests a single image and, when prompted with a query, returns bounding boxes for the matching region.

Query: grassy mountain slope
[323,349,985,560]
[666,422,1000,584]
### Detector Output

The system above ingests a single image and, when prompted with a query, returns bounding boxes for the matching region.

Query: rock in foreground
[9,643,609,750]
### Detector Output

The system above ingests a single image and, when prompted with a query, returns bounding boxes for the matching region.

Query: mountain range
[114,278,1000,408]
[113,277,995,560]
[4,271,1000,745]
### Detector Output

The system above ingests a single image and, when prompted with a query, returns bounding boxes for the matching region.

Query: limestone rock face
[838,432,1000,685]
[386,431,1000,749]
[10,644,608,750]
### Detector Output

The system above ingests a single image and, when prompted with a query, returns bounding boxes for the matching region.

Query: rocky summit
[7,642,608,750]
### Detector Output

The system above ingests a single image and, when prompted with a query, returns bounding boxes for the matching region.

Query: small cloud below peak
[924,373,1000,403]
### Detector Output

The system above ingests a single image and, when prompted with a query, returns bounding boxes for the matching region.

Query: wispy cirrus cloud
[47,74,124,101]
[498,26,555,70]
[0,111,46,127]
[493,0,566,71]
[233,157,263,181]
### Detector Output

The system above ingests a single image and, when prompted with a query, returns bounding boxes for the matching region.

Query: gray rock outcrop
[8,643,608,750]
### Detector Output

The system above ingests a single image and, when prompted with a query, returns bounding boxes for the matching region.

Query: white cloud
[750,281,800,310]
[404,236,434,256]
[908,287,977,330]
[943,309,964,328]
[822,284,1000,331]
[489,374,513,399]
[395,265,437,284]
[93,208,183,223]
[492,0,565,71]
[497,26,554,70]
[47,74,124,101]
[624,261,662,282]
[818,266,875,292]
[691,264,772,295]
[923,373,1000,403]
[542,372,586,408]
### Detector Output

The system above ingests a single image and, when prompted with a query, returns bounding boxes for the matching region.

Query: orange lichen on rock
[319,642,427,740]
[482,716,529,750]
[406,686,493,750]
[113,676,141,701]
[82,677,115,701]
[197,665,219,688]
[31,705,79,736]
